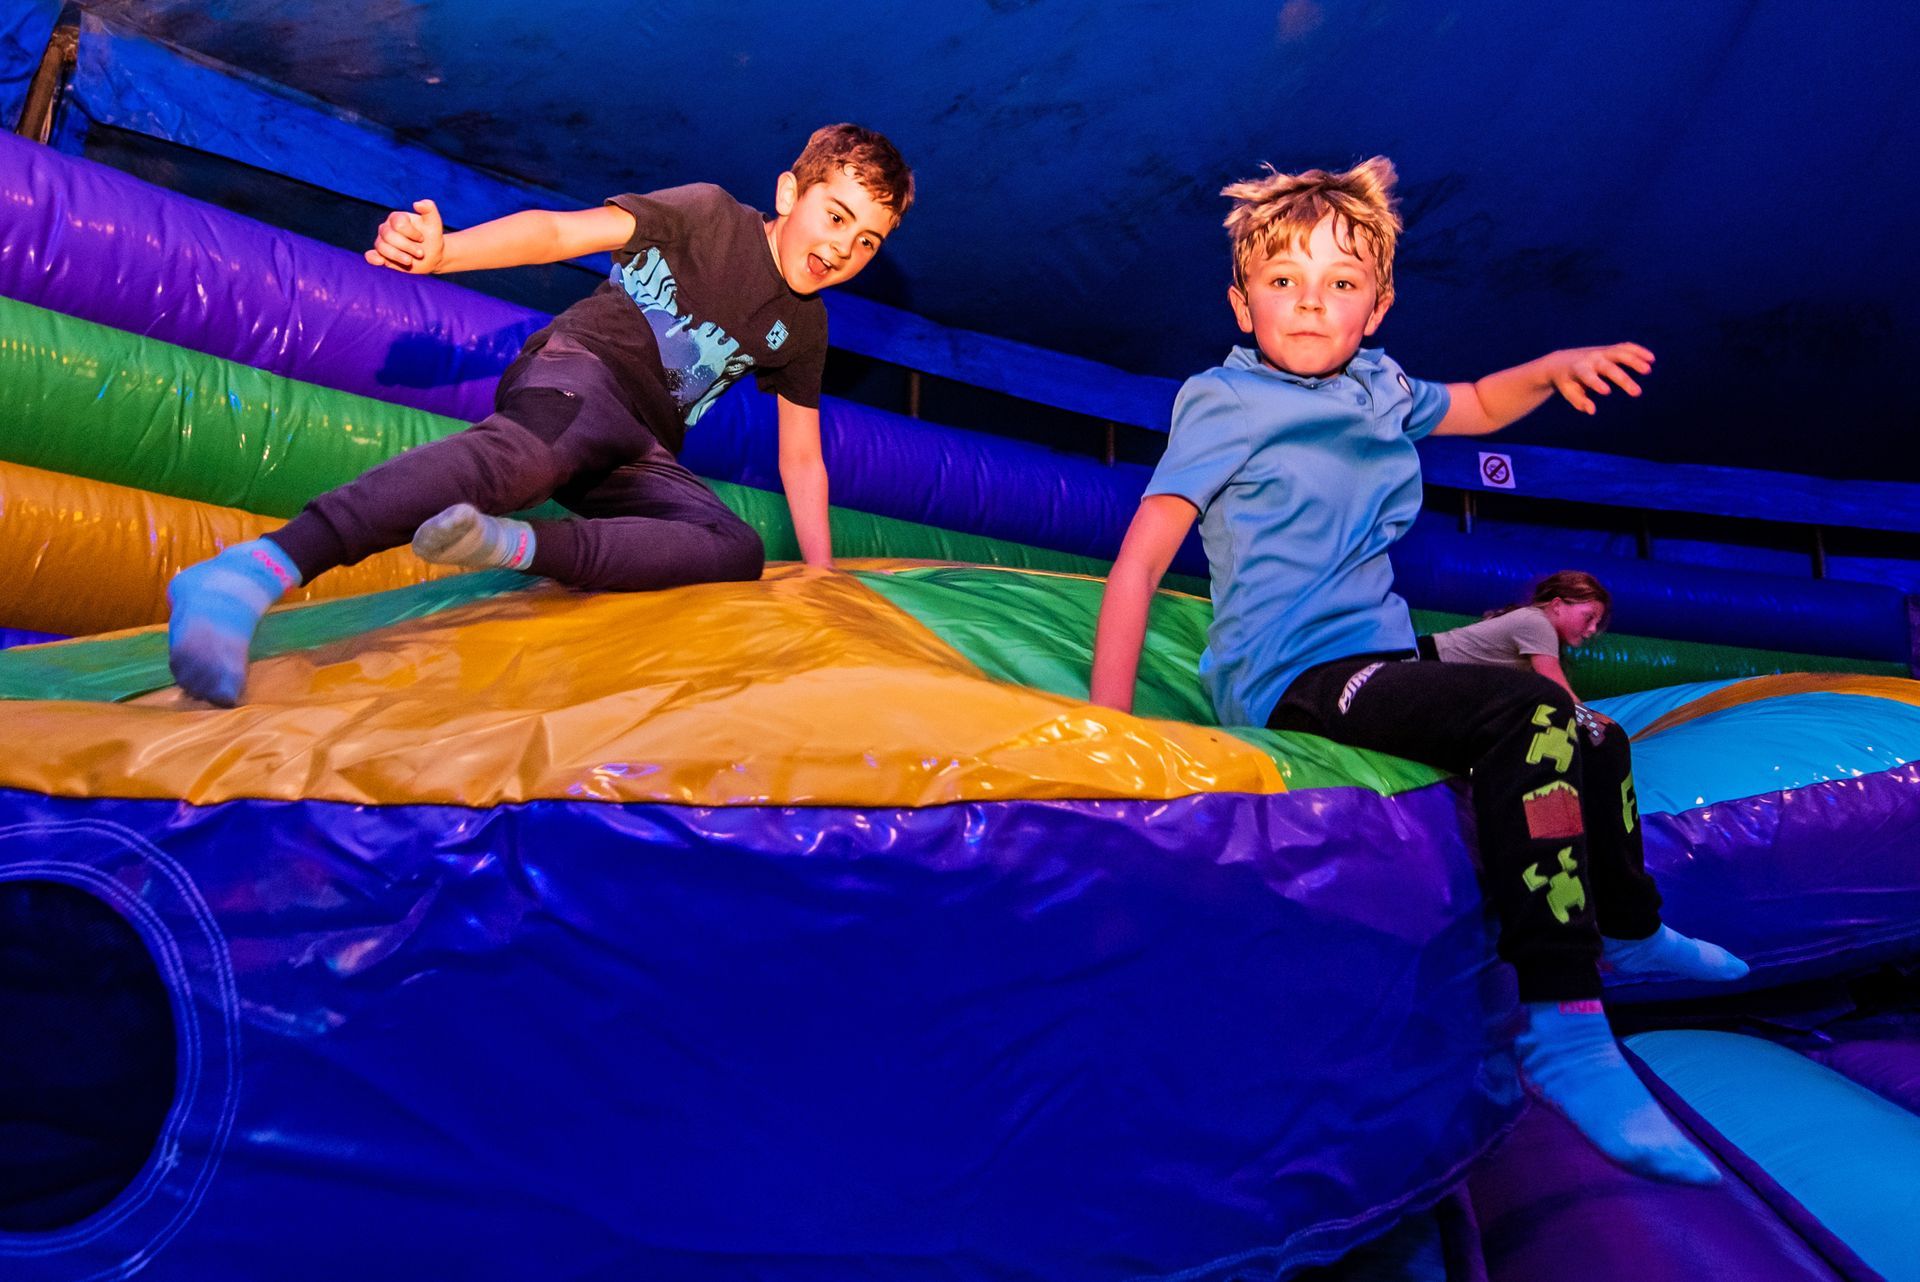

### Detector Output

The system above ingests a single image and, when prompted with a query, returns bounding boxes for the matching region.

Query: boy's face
[1228,215,1391,378]
[769,164,896,294]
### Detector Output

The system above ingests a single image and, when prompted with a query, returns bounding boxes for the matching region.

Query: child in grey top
[1430,571,1608,706]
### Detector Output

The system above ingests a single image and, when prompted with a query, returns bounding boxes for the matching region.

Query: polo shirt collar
[1224,345,1385,388]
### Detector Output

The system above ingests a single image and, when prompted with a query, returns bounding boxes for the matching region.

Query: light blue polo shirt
[1145,346,1450,726]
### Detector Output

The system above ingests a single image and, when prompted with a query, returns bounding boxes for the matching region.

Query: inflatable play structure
[3,36,1920,1282]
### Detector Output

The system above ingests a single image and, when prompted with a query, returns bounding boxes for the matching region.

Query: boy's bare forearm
[369,202,636,276]
[1466,357,1558,431]
[1090,568,1157,712]
[1092,495,1198,712]
[774,398,832,566]
[1438,343,1655,436]
[438,211,576,273]
[780,457,833,567]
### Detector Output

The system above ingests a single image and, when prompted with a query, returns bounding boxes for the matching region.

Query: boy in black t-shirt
[167,124,913,706]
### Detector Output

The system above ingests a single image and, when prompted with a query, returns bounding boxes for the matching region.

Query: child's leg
[270,382,601,582]
[414,455,764,590]
[1573,719,1663,938]
[165,539,302,707]
[1269,658,1717,1184]
[1581,722,1748,981]
[168,348,636,703]
[1273,658,1605,996]
[522,450,765,591]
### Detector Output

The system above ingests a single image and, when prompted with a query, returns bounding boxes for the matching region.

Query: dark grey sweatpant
[268,341,764,591]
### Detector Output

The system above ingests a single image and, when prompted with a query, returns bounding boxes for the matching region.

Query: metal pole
[13,13,80,144]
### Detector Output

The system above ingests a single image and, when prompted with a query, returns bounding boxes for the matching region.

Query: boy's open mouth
[806,253,832,280]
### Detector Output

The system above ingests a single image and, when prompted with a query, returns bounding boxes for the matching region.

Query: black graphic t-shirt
[521,183,829,454]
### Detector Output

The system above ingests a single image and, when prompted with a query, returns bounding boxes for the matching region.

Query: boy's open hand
[1547,343,1654,415]
[365,199,445,274]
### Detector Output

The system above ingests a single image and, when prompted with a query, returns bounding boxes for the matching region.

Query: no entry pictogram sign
[1478,451,1516,490]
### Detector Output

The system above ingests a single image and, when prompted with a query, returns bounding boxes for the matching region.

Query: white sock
[411,503,536,571]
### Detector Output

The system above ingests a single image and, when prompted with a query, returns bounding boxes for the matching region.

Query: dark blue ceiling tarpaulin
[0,1,56,126]
[36,0,1920,482]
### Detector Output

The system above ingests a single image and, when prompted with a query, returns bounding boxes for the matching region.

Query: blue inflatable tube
[1394,527,1912,665]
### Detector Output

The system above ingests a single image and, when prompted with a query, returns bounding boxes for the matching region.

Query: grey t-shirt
[1432,607,1560,671]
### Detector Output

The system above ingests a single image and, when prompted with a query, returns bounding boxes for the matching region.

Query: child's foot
[166,539,301,706]
[411,504,536,570]
[1517,999,1720,1186]
[1603,925,1750,983]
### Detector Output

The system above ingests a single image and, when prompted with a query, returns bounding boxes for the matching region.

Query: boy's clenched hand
[365,199,445,274]
[1545,342,1654,415]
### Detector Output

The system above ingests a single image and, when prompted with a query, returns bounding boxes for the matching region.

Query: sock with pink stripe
[411,504,537,572]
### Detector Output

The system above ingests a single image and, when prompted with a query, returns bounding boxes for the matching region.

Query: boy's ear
[1227,284,1254,334]
[774,171,799,217]
[1363,290,1393,337]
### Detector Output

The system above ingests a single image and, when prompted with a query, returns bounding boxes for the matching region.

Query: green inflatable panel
[0,570,528,703]
[856,567,1449,796]
[0,294,459,516]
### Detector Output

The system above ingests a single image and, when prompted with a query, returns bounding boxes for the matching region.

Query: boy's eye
[829,212,843,224]
[859,237,876,252]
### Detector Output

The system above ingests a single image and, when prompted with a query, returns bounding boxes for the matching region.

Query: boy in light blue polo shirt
[1091,157,1746,1186]
[1154,342,1450,726]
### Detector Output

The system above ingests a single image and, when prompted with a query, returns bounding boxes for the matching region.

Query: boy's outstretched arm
[777,396,833,568]
[1090,495,1198,712]
[1432,343,1654,437]
[365,201,638,275]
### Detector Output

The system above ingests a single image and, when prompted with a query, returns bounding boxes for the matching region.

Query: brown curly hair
[791,124,914,220]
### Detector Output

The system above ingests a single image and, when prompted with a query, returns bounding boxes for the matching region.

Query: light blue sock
[1517,999,1720,1186]
[411,503,536,571]
[166,539,301,706]
[1603,925,1750,983]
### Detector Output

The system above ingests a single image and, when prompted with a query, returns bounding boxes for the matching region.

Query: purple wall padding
[1612,763,1920,1003]
[1467,1104,1846,1282]
[683,388,1213,576]
[0,129,538,422]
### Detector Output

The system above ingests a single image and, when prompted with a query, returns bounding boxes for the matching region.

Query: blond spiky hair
[1222,156,1401,300]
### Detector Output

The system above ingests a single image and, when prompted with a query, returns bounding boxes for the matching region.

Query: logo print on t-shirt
[612,249,756,425]
[766,320,789,351]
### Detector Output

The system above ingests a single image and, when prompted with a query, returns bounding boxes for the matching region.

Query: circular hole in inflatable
[0,879,178,1232]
